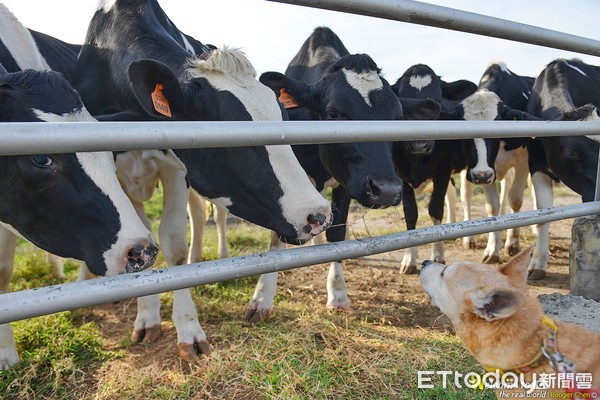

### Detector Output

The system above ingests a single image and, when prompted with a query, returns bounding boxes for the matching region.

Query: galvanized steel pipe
[0,120,599,155]
[1,201,599,324]
[267,0,600,57]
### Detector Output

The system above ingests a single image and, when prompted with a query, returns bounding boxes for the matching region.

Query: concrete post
[570,215,600,301]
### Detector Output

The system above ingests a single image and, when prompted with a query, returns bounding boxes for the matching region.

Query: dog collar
[485,315,576,375]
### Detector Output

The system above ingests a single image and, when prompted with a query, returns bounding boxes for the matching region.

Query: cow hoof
[0,353,20,370]
[528,269,547,281]
[326,301,351,311]
[399,264,417,275]
[482,254,500,264]
[463,237,476,249]
[177,339,212,362]
[131,324,162,344]
[243,307,272,324]
[506,244,520,256]
[433,256,445,264]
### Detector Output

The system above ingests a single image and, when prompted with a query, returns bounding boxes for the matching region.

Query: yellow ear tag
[151,83,172,117]
[278,88,299,109]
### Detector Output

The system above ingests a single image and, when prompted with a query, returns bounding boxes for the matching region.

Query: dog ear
[498,246,532,288]
[470,289,521,321]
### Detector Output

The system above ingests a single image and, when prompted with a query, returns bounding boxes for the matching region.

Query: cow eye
[327,110,341,120]
[30,155,53,168]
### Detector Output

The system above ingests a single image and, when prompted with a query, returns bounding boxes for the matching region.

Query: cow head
[0,69,157,275]
[441,90,512,184]
[260,54,404,209]
[123,48,332,243]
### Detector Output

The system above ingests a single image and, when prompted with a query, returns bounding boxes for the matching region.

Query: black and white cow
[391,64,476,273]
[250,27,436,321]
[470,62,546,269]
[0,3,158,369]
[74,0,332,361]
[525,58,600,278]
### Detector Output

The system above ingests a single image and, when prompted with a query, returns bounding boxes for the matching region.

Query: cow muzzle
[301,211,333,237]
[407,140,435,156]
[126,242,159,273]
[469,170,495,185]
[362,177,403,208]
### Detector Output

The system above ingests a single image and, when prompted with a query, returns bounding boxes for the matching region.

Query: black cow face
[260,54,405,209]
[0,70,157,275]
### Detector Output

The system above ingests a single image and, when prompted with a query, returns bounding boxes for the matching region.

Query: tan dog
[420,247,600,397]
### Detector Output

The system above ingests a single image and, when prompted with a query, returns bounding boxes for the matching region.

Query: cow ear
[439,103,463,120]
[128,60,183,119]
[499,104,540,121]
[400,97,440,120]
[470,288,521,321]
[440,79,477,101]
[259,72,312,110]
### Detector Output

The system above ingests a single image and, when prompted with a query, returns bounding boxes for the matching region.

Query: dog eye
[440,266,447,277]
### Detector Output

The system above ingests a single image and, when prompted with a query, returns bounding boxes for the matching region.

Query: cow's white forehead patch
[342,68,383,107]
[98,0,117,13]
[461,90,500,121]
[33,107,96,122]
[187,47,282,121]
[409,74,432,91]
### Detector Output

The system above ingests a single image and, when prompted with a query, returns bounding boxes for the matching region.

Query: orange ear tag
[151,83,172,117]
[278,88,299,109]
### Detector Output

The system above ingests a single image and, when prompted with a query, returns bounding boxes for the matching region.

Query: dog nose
[422,260,433,268]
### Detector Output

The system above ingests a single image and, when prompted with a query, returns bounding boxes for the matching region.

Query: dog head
[420,247,532,327]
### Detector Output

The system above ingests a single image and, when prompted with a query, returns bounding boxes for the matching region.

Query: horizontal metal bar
[0,120,599,155]
[1,201,599,324]
[267,0,600,57]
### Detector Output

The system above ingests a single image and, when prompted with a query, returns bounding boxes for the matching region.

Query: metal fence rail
[267,0,600,56]
[2,201,599,325]
[0,120,599,155]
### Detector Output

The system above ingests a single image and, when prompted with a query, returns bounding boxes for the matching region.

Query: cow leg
[429,173,451,264]
[77,262,96,281]
[0,226,19,370]
[460,170,477,249]
[186,189,206,264]
[160,166,211,358]
[504,165,528,256]
[444,179,457,224]
[158,167,189,266]
[214,204,230,259]
[325,187,351,309]
[46,253,65,278]
[400,184,419,274]
[528,171,553,280]
[245,232,282,323]
[482,183,502,264]
[173,288,210,361]
[130,197,163,344]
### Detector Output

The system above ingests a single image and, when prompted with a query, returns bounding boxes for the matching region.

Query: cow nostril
[128,243,145,258]
[308,213,327,226]
[367,178,381,198]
